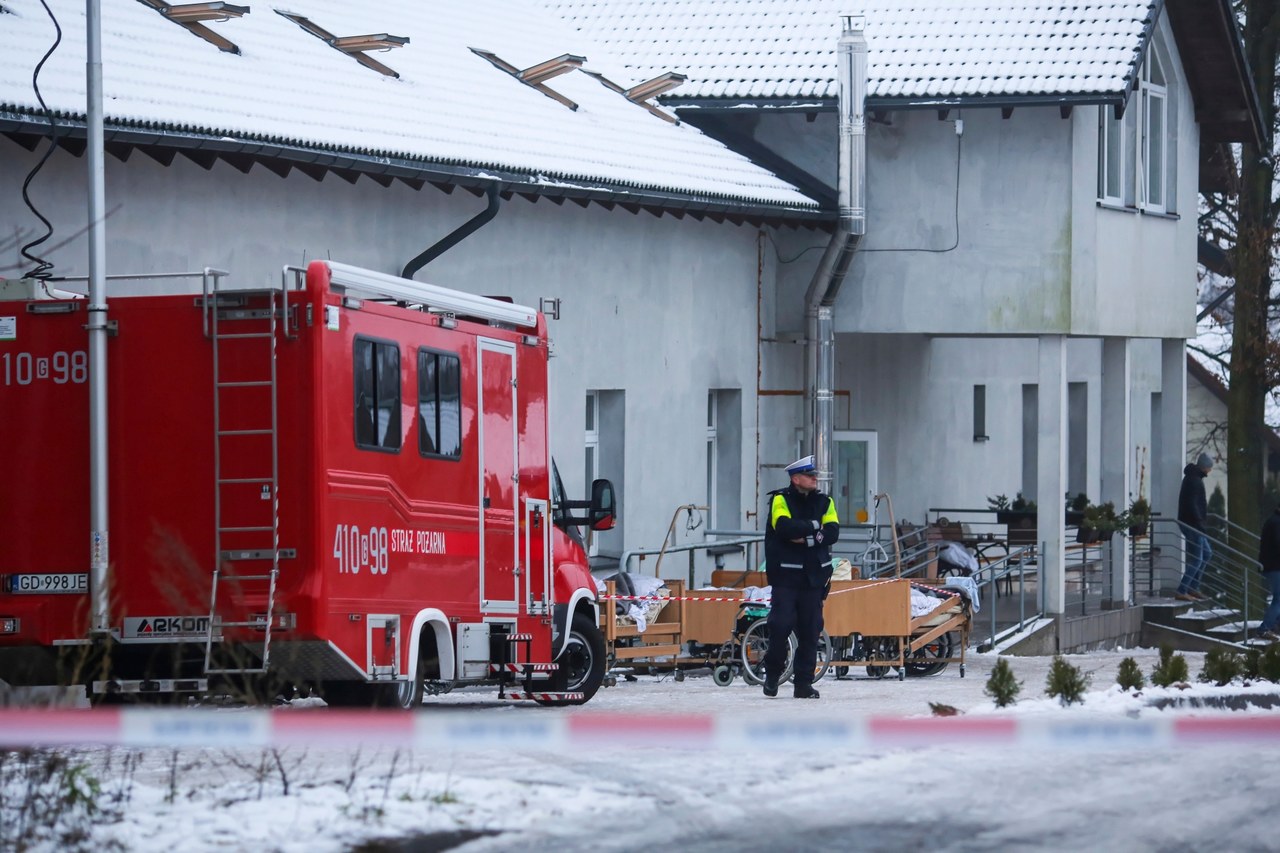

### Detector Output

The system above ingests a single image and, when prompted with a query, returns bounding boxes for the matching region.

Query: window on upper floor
[1140,46,1172,214]
[1098,30,1178,215]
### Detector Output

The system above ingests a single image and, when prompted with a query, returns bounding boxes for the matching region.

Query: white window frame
[706,392,718,529]
[1098,105,1128,206]
[584,391,599,557]
[1098,31,1175,214]
[1140,81,1168,213]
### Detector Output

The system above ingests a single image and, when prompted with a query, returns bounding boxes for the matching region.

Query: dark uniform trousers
[764,582,824,688]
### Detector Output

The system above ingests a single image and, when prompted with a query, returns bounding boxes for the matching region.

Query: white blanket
[910,588,942,618]
[942,576,981,613]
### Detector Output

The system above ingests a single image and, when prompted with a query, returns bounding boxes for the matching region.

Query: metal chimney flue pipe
[805,15,866,493]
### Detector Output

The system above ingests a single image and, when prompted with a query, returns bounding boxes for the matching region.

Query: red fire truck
[0,260,614,706]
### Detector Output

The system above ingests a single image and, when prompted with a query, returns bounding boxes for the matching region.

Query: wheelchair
[710,600,831,687]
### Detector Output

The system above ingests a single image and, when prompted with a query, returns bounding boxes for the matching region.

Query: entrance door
[478,340,518,613]
[833,431,878,525]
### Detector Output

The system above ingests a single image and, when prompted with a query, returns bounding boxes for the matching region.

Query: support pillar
[1155,340,1187,522]
[1038,335,1068,615]
[1154,339,1188,593]
[1100,337,1132,606]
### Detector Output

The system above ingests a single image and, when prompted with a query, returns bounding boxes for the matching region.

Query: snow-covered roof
[0,0,817,212]
[546,0,1159,102]
[547,1,1265,145]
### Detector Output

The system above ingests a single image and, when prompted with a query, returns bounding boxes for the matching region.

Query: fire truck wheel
[393,670,425,710]
[538,614,605,706]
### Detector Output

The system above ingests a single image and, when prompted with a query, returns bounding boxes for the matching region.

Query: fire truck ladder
[203,278,292,677]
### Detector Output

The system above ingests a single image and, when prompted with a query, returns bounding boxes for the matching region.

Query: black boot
[793,684,820,699]
[762,674,779,697]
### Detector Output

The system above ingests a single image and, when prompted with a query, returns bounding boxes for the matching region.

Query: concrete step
[1142,620,1245,653]
[1172,607,1240,632]
[1142,599,1196,629]
[1206,619,1263,644]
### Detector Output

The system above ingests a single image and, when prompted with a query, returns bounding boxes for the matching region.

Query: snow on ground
[7,647,1280,853]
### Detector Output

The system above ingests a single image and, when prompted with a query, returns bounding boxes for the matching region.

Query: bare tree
[1200,1,1280,537]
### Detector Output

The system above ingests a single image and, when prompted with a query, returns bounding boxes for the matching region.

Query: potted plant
[1126,497,1150,536]
[993,492,1037,528]
[1078,500,1122,543]
[1065,492,1088,527]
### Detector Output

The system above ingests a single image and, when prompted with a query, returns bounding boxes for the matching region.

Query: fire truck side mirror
[589,479,617,531]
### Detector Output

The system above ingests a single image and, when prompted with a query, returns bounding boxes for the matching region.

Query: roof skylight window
[276,11,408,78]
[136,0,249,54]
[584,70,686,123]
[471,49,584,111]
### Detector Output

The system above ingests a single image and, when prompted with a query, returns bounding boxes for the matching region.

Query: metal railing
[1137,516,1267,644]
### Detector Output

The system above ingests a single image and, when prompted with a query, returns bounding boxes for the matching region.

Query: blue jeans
[1178,525,1211,594]
[1260,572,1280,632]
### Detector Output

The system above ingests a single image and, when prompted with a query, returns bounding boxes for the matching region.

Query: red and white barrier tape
[1,709,1277,750]
[601,594,768,603]
[600,578,904,605]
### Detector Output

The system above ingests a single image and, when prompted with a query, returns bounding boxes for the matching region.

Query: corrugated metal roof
[0,0,815,209]
[544,0,1156,102]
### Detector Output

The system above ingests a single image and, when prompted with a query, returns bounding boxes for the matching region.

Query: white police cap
[785,455,817,475]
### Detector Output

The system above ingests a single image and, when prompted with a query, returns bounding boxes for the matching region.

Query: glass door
[833,431,877,525]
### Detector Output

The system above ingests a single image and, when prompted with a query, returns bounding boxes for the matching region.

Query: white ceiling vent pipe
[804,14,866,493]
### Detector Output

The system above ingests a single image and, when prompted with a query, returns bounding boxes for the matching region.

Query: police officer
[762,455,840,699]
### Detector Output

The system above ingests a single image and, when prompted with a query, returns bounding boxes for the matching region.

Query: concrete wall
[752,17,1198,343]
[1075,15,1200,341]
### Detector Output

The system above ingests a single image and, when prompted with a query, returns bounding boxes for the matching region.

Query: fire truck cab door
[478,339,518,613]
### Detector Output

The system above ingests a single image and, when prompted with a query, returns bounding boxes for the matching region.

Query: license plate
[8,573,89,594]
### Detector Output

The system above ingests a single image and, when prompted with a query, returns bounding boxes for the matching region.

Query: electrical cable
[859,128,963,254]
[764,231,829,265]
[18,0,63,280]
[766,124,963,260]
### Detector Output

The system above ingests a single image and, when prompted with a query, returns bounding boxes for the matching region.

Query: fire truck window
[418,349,461,459]
[354,338,402,452]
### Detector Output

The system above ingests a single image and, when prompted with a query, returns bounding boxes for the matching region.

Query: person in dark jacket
[1257,507,1280,641]
[1175,452,1214,601]
[762,455,840,699]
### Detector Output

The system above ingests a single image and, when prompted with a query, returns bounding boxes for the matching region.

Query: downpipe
[401,183,501,280]
[86,0,111,636]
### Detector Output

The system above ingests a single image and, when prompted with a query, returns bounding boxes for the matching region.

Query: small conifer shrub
[1243,648,1262,681]
[1258,644,1280,683]
[984,658,1022,708]
[1115,656,1145,691]
[1044,655,1090,706]
[1150,643,1189,687]
[1198,647,1243,687]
